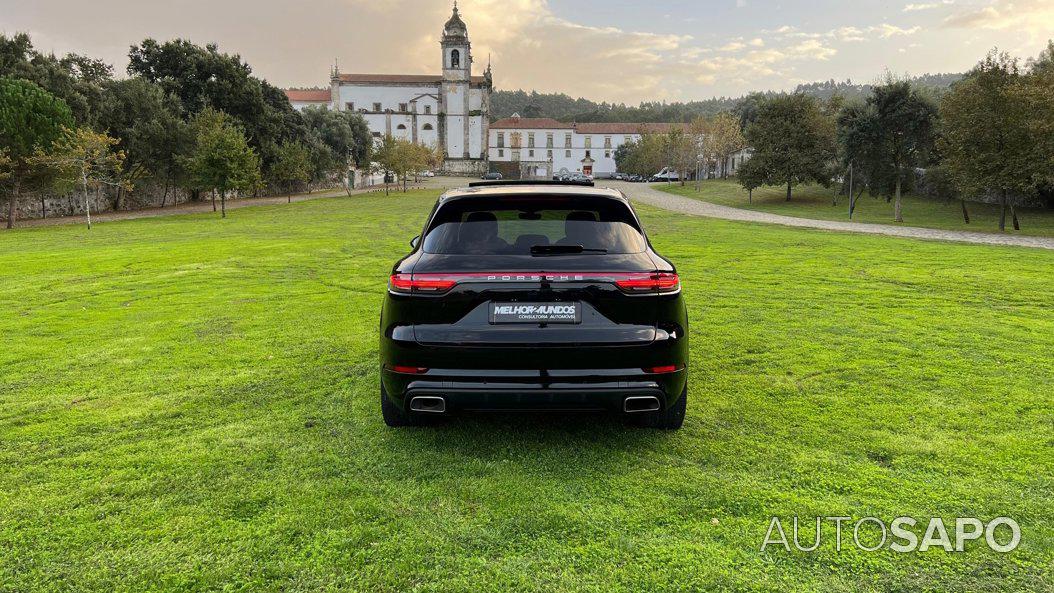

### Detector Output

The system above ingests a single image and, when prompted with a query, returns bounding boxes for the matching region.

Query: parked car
[419,170,436,178]
[649,168,680,182]
[380,183,688,429]
[481,172,503,180]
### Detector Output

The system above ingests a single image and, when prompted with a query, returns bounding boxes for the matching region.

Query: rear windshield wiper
[529,245,607,255]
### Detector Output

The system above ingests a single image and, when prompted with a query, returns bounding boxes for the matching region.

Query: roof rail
[468,179,595,188]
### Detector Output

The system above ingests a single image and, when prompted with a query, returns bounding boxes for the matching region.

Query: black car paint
[379,185,688,416]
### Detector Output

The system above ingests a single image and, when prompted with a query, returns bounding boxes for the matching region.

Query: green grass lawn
[1,191,1052,592]
[659,179,1054,237]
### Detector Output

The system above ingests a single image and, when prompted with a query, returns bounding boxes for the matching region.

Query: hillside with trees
[491,72,962,123]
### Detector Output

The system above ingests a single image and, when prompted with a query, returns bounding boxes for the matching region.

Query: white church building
[285,4,492,175]
[488,117,684,179]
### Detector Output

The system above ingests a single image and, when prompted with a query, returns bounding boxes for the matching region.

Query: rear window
[422,196,646,255]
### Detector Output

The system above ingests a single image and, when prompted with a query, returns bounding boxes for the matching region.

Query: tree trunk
[161,179,169,208]
[748,188,752,204]
[40,195,46,219]
[961,199,970,224]
[114,185,123,211]
[998,189,1007,231]
[221,191,226,218]
[7,177,19,229]
[212,190,217,212]
[894,176,903,223]
[82,173,92,230]
[1011,204,1020,230]
[786,181,792,201]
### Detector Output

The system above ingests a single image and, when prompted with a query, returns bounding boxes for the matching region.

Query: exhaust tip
[624,396,661,413]
[409,395,446,413]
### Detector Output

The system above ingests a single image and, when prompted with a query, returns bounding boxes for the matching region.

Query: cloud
[943,0,1054,41]
[903,1,953,12]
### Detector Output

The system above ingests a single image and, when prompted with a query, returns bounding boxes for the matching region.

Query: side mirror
[410,235,420,249]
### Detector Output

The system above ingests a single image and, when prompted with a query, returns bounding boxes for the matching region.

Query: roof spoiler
[468,179,595,188]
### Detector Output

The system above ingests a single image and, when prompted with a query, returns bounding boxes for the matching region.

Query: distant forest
[490,72,964,123]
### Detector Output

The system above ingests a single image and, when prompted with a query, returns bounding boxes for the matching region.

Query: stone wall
[1,179,342,224]
[440,158,487,176]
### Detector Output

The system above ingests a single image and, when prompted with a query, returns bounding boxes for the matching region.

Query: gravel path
[602,181,1054,250]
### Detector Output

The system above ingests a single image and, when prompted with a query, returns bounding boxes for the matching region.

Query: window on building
[585,136,592,149]
[547,149,553,158]
[564,133,572,148]
[423,123,434,130]
[585,150,591,158]
[398,103,407,112]
[565,149,571,157]
[497,133,505,148]
[528,149,534,157]
[604,136,612,148]
[372,102,381,111]
[425,105,432,114]
[345,102,354,111]
[511,132,522,148]
[371,132,381,138]
[624,136,632,144]
[498,149,504,157]
[605,151,610,158]
[528,133,535,148]
[546,133,554,148]
[396,124,407,130]
[451,49,460,68]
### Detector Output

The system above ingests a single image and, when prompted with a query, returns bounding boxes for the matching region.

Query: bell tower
[439,2,473,160]
[441,2,471,82]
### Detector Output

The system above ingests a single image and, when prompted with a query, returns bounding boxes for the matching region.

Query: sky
[2,0,1052,104]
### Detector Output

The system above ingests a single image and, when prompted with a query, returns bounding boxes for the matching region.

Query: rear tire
[381,383,414,427]
[630,387,686,430]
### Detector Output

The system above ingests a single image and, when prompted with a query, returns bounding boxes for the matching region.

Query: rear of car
[379,184,688,428]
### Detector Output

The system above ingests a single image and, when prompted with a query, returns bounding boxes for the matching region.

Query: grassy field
[1,190,1052,592]
[659,179,1054,237]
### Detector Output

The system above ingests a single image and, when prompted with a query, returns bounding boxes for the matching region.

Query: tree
[371,134,399,196]
[268,141,312,202]
[0,77,74,228]
[0,33,111,125]
[301,105,372,188]
[666,128,698,186]
[32,128,127,229]
[740,94,836,200]
[1027,40,1054,77]
[940,52,1034,231]
[701,112,747,179]
[181,108,261,218]
[864,79,938,222]
[128,39,307,174]
[96,77,187,208]
[836,99,882,216]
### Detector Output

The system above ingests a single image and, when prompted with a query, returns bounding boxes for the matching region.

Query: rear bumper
[381,366,686,413]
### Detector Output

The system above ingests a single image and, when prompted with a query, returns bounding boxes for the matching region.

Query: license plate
[490,302,581,324]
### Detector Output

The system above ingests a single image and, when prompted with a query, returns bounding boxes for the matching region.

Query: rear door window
[422,196,646,255]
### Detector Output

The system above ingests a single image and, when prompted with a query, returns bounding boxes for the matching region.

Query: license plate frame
[489,302,581,324]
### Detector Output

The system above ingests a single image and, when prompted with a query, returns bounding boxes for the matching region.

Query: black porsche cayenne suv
[379,181,688,429]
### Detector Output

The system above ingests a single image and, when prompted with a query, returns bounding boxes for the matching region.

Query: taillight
[643,365,680,374]
[615,272,680,294]
[387,365,429,374]
[388,273,456,294]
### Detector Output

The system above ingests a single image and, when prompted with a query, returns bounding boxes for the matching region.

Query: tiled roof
[490,117,573,129]
[285,89,330,102]
[574,122,685,134]
[489,118,686,133]
[337,73,486,84]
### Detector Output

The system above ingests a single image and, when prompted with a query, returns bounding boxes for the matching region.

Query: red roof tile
[574,122,685,134]
[337,73,486,84]
[490,117,572,129]
[285,89,330,102]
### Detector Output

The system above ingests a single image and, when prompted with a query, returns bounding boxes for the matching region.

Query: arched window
[396,124,407,130]
[450,49,460,68]
[423,123,434,130]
